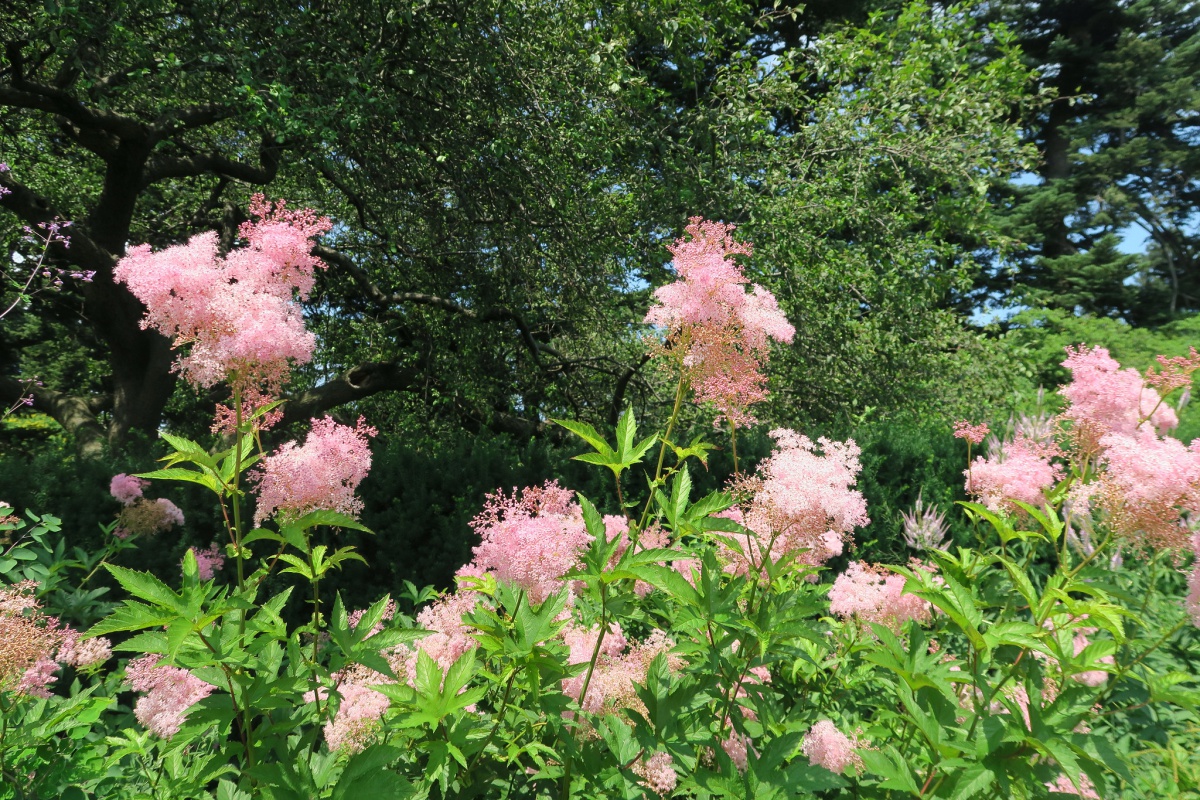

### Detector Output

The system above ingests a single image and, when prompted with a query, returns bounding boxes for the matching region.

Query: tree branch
[150,103,235,141]
[0,377,107,459]
[609,353,652,427]
[141,140,281,187]
[279,360,422,427]
[314,244,565,363]
[0,171,117,274]
[3,41,149,141]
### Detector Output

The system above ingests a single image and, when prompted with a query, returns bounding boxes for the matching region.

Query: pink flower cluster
[252,416,376,526]
[802,720,863,773]
[1060,345,1178,452]
[1095,428,1200,550]
[965,434,1064,513]
[1045,773,1101,799]
[644,217,795,427]
[110,473,148,504]
[56,628,113,672]
[1054,346,1200,552]
[1,582,113,697]
[187,544,225,580]
[952,421,990,446]
[113,195,331,394]
[561,626,679,717]
[724,429,868,576]
[125,655,215,739]
[633,751,677,796]
[318,681,391,753]
[464,481,593,603]
[828,561,933,632]
[110,473,184,538]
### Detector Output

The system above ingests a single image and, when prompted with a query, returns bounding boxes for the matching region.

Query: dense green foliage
[2,3,1199,796]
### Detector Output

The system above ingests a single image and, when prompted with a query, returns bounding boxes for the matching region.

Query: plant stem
[652,370,687,484]
[230,385,246,592]
[562,582,609,800]
[729,419,739,475]
[637,369,689,533]
[197,631,254,771]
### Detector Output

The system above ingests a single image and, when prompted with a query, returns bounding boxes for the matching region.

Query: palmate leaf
[331,745,414,800]
[135,467,222,493]
[104,564,184,612]
[554,407,655,480]
[85,600,178,637]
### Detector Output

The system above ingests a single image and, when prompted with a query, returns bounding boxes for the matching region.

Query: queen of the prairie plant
[462,481,593,604]
[828,560,933,632]
[633,751,677,796]
[644,217,794,427]
[802,720,863,774]
[1059,345,1178,452]
[252,416,377,526]
[965,434,1064,513]
[1,582,111,697]
[724,428,868,575]
[113,195,331,395]
[124,655,215,739]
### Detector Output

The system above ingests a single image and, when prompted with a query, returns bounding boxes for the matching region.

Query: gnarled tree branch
[279,360,422,427]
[0,377,107,459]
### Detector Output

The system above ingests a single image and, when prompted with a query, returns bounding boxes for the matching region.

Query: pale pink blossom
[965,434,1063,513]
[952,421,990,446]
[802,720,863,773]
[1060,345,1177,452]
[1143,347,1200,396]
[561,629,679,716]
[110,473,148,505]
[829,561,932,631]
[116,497,184,537]
[724,430,867,576]
[125,655,215,738]
[17,657,59,697]
[722,733,750,772]
[113,196,331,393]
[1095,428,1200,550]
[633,751,677,796]
[320,682,391,753]
[1045,772,1100,799]
[252,416,376,526]
[644,218,794,427]
[56,628,112,670]
[156,498,185,527]
[1,582,65,693]
[465,481,592,603]
[187,544,225,580]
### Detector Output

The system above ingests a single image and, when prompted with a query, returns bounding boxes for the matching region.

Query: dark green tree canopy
[2,0,1030,453]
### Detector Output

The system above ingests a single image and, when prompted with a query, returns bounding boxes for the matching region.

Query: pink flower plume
[252,416,376,526]
[113,196,331,394]
[645,217,794,426]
